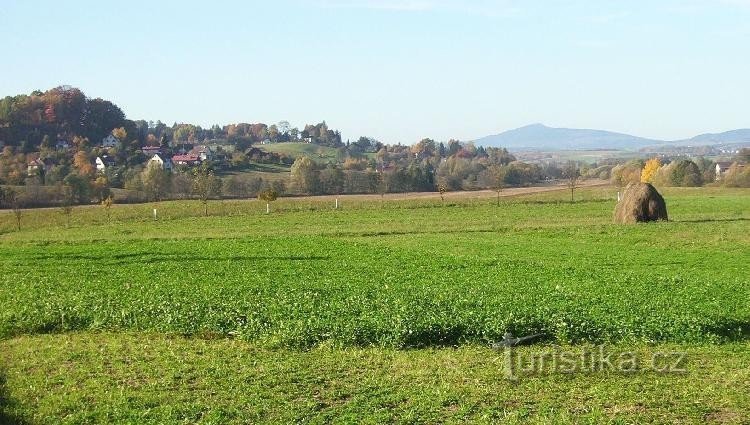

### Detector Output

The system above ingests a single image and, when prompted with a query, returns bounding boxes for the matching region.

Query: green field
[259,142,340,163]
[1,186,749,423]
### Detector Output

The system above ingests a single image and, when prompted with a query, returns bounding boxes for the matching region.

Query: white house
[148,153,173,171]
[27,158,46,176]
[95,156,116,172]
[102,134,119,148]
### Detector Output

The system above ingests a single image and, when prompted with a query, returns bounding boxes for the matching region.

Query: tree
[258,188,278,214]
[111,127,127,141]
[611,161,642,188]
[4,189,24,230]
[669,160,702,187]
[101,195,114,221]
[481,165,508,206]
[59,185,75,227]
[73,150,95,177]
[290,156,319,194]
[438,182,447,204]
[319,164,344,195]
[641,158,661,184]
[723,163,750,187]
[376,172,388,200]
[141,164,171,201]
[62,173,92,204]
[192,164,222,216]
[92,175,111,203]
[562,162,580,202]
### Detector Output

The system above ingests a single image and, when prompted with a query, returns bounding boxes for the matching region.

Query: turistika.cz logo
[499,345,687,381]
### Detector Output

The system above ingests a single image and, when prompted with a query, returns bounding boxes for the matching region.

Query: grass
[1,334,749,424]
[0,185,749,423]
[259,142,339,163]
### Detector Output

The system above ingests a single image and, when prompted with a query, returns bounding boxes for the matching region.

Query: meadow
[0,185,749,423]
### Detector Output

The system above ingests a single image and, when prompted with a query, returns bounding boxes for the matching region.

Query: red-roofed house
[172,153,201,166]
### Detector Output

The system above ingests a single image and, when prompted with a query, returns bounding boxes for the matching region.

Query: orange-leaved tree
[641,158,661,183]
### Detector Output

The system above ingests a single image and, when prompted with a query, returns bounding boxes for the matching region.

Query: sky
[1,0,749,144]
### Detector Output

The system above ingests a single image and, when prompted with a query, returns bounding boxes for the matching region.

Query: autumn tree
[562,162,580,202]
[438,182,447,204]
[611,161,642,189]
[258,188,278,214]
[290,156,319,194]
[112,127,127,141]
[480,165,508,206]
[3,189,24,230]
[73,150,95,177]
[59,185,75,227]
[101,195,114,221]
[62,173,91,203]
[192,164,222,216]
[141,163,171,201]
[641,158,661,183]
[91,175,111,202]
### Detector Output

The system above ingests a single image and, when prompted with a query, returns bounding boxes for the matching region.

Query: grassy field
[259,142,340,163]
[1,185,749,423]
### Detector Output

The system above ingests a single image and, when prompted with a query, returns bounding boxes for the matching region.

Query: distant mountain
[473,124,662,150]
[680,129,750,145]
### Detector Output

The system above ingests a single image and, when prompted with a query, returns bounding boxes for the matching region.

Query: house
[141,146,162,156]
[95,155,117,172]
[715,161,741,180]
[55,139,71,150]
[148,153,173,171]
[101,134,119,148]
[190,145,213,161]
[27,158,46,177]
[172,153,201,166]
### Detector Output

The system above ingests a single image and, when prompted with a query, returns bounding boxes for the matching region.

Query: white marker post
[266,203,270,214]
[153,208,157,220]
[335,198,339,209]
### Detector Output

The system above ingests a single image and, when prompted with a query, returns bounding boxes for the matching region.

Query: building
[55,139,71,150]
[95,155,117,172]
[141,146,162,156]
[715,161,735,180]
[101,134,119,148]
[190,145,213,161]
[148,153,173,171]
[172,153,201,166]
[27,158,46,177]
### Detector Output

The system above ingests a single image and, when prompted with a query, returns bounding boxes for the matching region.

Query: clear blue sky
[2,0,748,143]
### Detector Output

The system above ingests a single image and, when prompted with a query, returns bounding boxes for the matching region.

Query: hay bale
[614,183,668,224]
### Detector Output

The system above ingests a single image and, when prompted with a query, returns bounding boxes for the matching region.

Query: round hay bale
[614,183,668,224]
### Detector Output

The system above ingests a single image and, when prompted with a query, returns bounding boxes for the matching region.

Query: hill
[473,123,662,150]
[681,128,750,145]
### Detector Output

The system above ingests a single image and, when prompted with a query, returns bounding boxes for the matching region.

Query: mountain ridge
[473,123,750,150]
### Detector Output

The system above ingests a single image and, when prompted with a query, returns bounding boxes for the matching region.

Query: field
[258,142,340,163]
[1,185,749,423]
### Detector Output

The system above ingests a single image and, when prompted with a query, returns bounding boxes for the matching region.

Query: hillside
[682,128,750,145]
[259,142,339,163]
